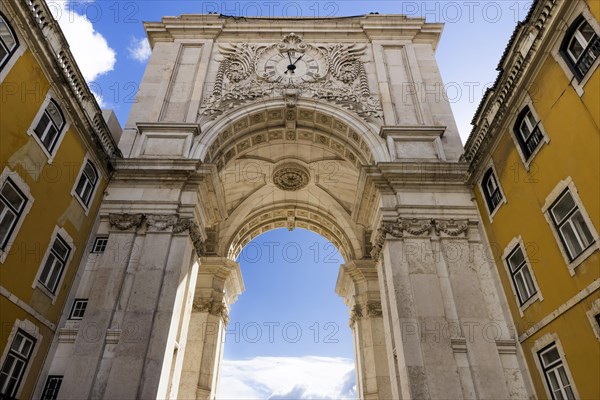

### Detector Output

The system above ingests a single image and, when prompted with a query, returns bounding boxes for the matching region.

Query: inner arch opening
[217,228,357,399]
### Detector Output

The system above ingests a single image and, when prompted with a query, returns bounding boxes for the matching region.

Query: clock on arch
[256,34,327,84]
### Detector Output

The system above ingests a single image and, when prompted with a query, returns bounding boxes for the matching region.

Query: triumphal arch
[39,14,534,399]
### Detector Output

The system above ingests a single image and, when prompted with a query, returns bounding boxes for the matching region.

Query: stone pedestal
[336,260,393,399]
[177,257,244,400]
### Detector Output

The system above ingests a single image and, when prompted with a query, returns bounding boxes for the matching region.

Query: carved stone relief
[200,33,382,122]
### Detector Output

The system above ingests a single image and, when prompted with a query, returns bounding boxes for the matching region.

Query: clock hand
[292,54,304,65]
[288,51,293,65]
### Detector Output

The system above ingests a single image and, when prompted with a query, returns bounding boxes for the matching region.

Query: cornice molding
[6,0,122,165]
[462,0,562,181]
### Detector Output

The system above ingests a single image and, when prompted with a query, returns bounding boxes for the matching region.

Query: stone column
[336,260,392,400]
[178,257,244,400]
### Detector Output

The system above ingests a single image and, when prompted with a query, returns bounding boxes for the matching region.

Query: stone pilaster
[336,260,393,399]
[177,257,244,400]
[373,217,528,399]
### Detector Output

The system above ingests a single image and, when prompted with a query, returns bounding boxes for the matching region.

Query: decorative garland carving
[200,34,382,122]
[370,218,470,260]
[109,213,144,231]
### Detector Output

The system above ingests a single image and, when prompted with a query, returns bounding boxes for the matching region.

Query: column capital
[196,257,244,310]
[335,260,379,301]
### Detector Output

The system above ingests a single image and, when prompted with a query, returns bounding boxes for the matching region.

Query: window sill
[518,292,542,317]
[565,241,600,276]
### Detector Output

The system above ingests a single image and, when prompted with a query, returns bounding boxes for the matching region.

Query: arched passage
[217,228,356,399]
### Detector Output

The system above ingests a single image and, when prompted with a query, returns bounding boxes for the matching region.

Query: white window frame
[0,10,27,84]
[532,334,580,400]
[542,177,599,274]
[0,168,34,264]
[478,162,507,222]
[551,4,600,96]
[32,226,75,303]
[586,298,600,342]
[68,299,88,320]
[26,92,70,164]
[71,155,100,214]
[510,100,550,169]
[41,375,63,400]
[0,319,41,399]
[501,236,542,316]
[91,236,108,253]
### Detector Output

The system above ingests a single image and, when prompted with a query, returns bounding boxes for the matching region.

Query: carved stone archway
[37,15,534,400]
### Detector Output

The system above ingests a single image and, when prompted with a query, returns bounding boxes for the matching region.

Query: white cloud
[128,37,151,62]
[49,0,116,82]
[217,356,356,399]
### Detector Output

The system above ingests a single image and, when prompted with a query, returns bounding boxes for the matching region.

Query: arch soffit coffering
[191,98,391,168]
[224,203,361,262]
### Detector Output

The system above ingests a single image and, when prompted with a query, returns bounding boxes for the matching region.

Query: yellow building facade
[0,0,120,398]
[465,0,600,399]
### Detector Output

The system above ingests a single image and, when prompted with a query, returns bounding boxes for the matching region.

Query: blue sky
[50,1,533,397]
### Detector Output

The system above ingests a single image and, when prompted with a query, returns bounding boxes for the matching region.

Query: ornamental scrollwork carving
[146,214,179,232]
[370,218,471,260]
[109,213,144,231]
[200,33,382,122]
[272,163,310,191]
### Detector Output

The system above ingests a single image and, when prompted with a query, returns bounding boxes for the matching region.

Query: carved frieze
[370,218,470,260]
[200,33,382,122]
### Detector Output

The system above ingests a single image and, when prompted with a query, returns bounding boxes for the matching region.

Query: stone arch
[226,205,360,261]
[191,98,391,166]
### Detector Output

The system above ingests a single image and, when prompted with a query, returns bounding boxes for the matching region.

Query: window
[91,236,108,253]
[0,329,36,397]
[0,12,19,71]
[561,16,600,80]
[74,161,98,207]
[506,245,537,305]
[33,99,66,154]
[514,106,544,160]
[549,190,594,261]
[69,299,88,320]
[0,178,27,251]
[38,235,71,294]
[41,375,63,400]
[538,343,575,400]
[482,168,503,214]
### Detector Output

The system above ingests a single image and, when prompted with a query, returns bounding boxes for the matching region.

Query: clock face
[259,49,323,84]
